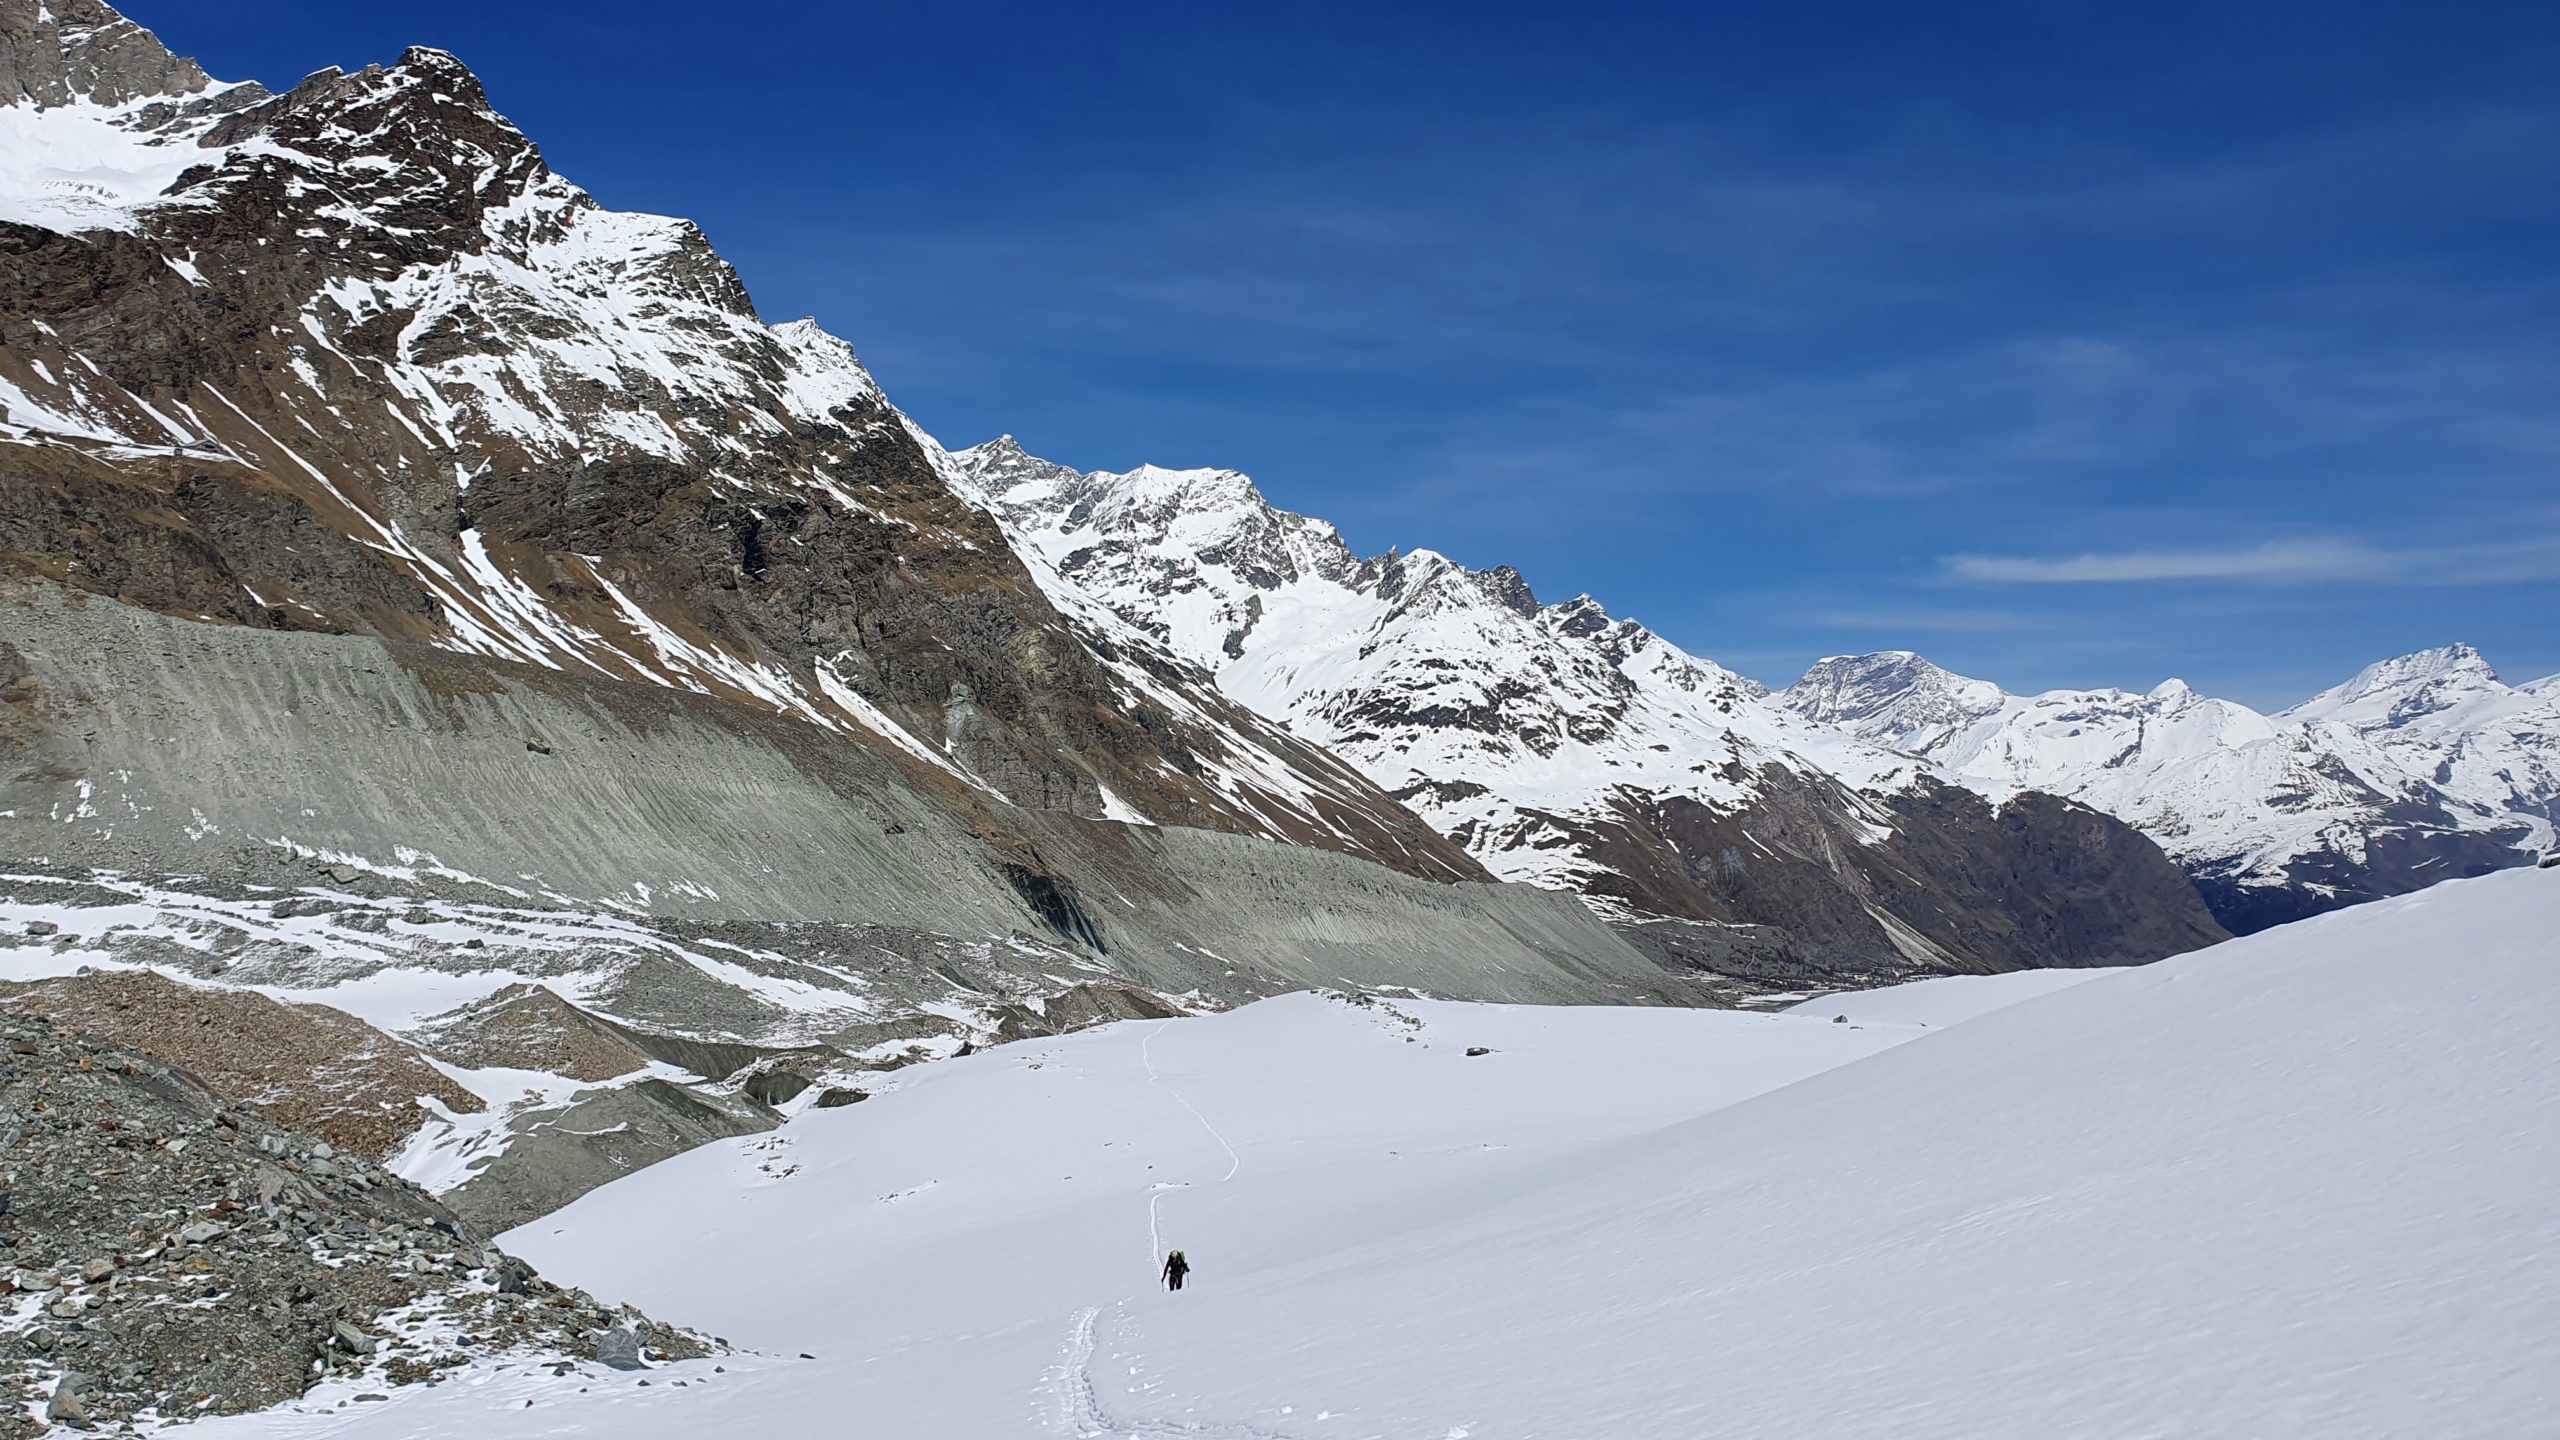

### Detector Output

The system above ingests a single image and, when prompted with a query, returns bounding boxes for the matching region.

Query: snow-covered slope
[2281,645,2560,833]
[1784,648,2560,930]
[933,438,2225,975]
[190,864,2560,1438]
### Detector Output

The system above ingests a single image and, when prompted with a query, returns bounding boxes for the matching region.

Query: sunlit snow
[185,867,2560,1439]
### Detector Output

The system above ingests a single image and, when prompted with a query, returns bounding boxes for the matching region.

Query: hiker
[1161,1249,1190,1292]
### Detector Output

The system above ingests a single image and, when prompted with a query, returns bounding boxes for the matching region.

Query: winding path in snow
[1140,1019,1243,1262]
[1052,1020,1268,1439]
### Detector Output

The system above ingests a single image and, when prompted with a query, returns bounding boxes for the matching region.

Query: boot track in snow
[1053,1021,1266,1437]
[1051,1306,1296,1440]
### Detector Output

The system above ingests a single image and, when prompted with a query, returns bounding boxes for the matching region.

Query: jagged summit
[1779,645,2559,931]
[0,0,228,108]
[0,0,1493,888]
[937,435,2226,971]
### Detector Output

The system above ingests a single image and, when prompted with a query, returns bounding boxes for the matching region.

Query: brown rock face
[0,969,480,1158]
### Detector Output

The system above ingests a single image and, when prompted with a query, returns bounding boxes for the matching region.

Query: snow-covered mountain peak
[1779,651,2008,752]
[934,436,2067,931]
[1779,643,2558,929]
[2283,643,2505,724]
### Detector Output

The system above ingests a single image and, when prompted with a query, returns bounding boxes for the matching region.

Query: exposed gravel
[0,972,481,1160]
[0,1010,712,1435]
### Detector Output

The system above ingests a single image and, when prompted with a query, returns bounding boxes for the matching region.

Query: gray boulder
[48,1371,96,1428]
[594,1327,647,1371]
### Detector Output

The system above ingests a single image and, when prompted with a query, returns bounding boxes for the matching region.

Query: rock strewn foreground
[0,1005,709,1435]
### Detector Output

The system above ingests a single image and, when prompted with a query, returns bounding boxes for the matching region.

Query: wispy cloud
[1947,533,2560,585]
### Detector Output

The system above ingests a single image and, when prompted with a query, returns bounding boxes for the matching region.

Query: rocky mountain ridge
[937,438,2228,975]
[1781,646,2559,930]
[0,0,1706,1250]
[0,0,1474,882]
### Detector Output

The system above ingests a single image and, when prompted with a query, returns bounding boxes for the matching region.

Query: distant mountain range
[0,6,2550,1404]
[941,440,2555,938]
[2,0,2536,1061]
[1784,647,2557,930]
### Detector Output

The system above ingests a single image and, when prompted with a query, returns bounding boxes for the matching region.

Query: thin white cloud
[1947,533,2560,585]
[1948,538,2382,583]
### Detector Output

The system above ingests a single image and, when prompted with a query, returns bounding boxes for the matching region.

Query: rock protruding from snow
[0,0,231,109]
[0,1000,714,1426]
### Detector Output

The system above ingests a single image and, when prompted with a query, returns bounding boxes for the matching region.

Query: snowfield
[194,868,2558,1438]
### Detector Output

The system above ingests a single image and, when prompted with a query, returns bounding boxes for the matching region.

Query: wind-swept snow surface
[193,868,2559,1437]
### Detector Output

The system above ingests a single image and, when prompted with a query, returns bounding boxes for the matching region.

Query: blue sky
[164,2,2559,706]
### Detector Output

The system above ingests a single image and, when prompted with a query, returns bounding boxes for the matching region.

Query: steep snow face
[939,437,1928,897]
[1782,647,2560,923]
[190,866,2560,1438]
